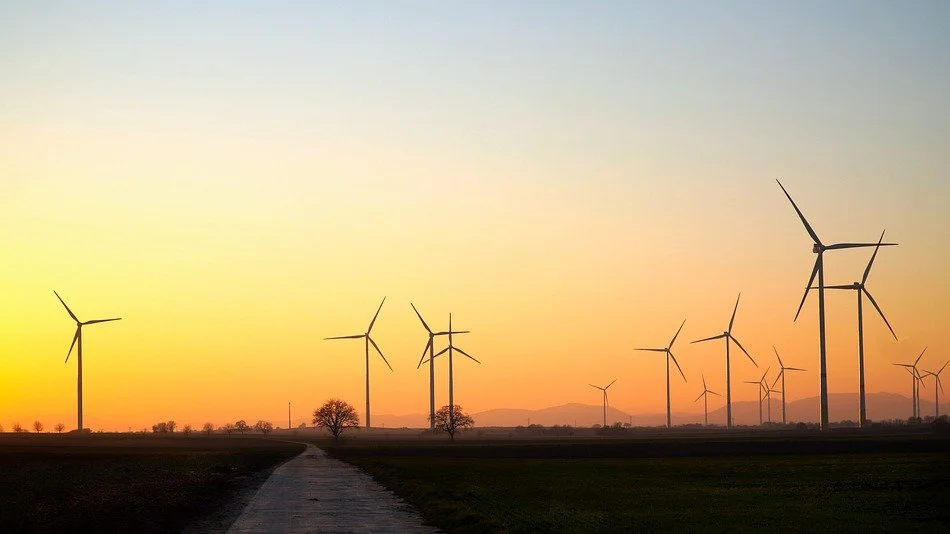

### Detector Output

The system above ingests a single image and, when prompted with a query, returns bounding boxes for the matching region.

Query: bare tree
[183,424,193,435]
[431,405,475,441]
[254,420,274,434]
[166,420,177,433]
[0,423,4,432]
[152,422,168,433]
[235,420,249,434]
[13,422,24,433]
[313,399,359,442]
[222,423,235,435]
[55,423,65,433]
[202,422,215,435]
[33,421,44,433]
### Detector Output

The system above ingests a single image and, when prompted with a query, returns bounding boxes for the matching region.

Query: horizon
[2,2,950,431]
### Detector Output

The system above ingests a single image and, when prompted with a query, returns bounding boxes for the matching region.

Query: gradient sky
[2,1,949,430]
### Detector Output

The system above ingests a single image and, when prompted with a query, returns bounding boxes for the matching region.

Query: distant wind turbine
[744,367,770,426]
[771,347,806,425]
[424,313,479,426]
[818,230,898,428]
[54,291,122,433]
[691,294,757,429]
[694,375,721,427]
[411,303,468,429]
[636,319,688,428]
[893,348,926,420]
[325,297,392,429]
[923,361,948,419]
[777,180,896,430]
[589,379,617,428]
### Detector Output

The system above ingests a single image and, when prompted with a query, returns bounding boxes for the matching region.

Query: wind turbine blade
[635,348,667,352]
[773,346,784,368]
[695,391,706,402]
[432,346,450,358]
[410,303,432,334]
[823,285,856,290]
[825,242,897,250]
[743,380,760,385]
[861,230,886,284]
[434,330,470,336]
[324,334,365,340]
[368,336,393,372]
[691,334,726,344]
[669,351,687,382]
[892,363,913,368]
[454,346,481,364]
[795,259,819,322]
[54,291,79,322]
[605,379,617,389]
[728,293,740,333]
[84,318,122,325]
[776,180,822,246]
[367,297,386,334]
[702,374,707,390]
[938,361,949,375]
[669,318,687,348]
[589,384,604,391]
[772,372,782,389]
[760,366,771,383]
[863,288,897,341]
[65,329,79,363]
[417,338,433,369]
[915,347,927,366]
[786,367,807,372]
[938,376,944,394]
[709,390,721,397]
[729,335,757,367]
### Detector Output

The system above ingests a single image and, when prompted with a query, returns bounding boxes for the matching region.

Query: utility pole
[288,402,291,430]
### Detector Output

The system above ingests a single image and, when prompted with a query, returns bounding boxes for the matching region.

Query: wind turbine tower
[54,291,122,433]
[325,297,392,429]
[636,319,688,428]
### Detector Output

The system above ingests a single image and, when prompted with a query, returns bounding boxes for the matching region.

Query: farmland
[327,428,950,533]
[0,434,303,533]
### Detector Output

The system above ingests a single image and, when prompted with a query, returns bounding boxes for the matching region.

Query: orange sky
[1,3,949,430]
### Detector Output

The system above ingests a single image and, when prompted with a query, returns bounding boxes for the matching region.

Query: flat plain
[326,427,950,533]
[0,433,303,533]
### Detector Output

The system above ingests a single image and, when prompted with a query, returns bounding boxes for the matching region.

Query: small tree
[13,422,24,433]
[166,420,177,433]
[431,405,474,441]
[55,423,65,433]
[254,420,274,434]
[182,424,193,435]
[202,422,215,435]
[152,422,168,433]
[222,423,235,435]
[313,399,359,442]
[235,420,249,434]
[0,423,4,432]
[33,421,44,433]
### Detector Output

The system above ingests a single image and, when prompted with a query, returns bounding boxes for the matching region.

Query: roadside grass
[337,452,950,533]
[0,434,303,533]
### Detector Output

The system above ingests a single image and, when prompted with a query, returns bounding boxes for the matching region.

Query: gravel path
[227,444,440,533]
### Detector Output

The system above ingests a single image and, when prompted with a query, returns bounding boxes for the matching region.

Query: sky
[1,1,949,431]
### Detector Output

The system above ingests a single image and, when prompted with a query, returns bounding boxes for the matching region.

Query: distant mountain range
[373,392,947,428]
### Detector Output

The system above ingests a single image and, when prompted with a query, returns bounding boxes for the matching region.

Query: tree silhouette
[254,420,274,434]
[202,422,215,435]
[13,422,24,433]
[313,399,359,442]
[431,405,474,441]
[33,421,44,433]
[222,423,235,435]
[55,423,65,433]
[235,420,249,434]
[183,424,193,435]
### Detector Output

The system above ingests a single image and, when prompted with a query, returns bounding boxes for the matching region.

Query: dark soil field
[0,434,303,533]
[327,429,950,533]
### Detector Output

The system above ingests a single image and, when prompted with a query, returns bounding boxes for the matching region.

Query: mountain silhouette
[372,392,946,428]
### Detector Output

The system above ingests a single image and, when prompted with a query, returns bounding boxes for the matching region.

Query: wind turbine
[636,319,688,428]
[425,313,479,426]
[923,361,948,419]
[819,230,898,428]
[744,367,770,426]
[691,294,757,429]
[893,348,926,420]
[325,297,392,429]
[777,180,896,430]
[589,379,617,428]
[411,303,469,430]
[694,375,721,427]
[54,291,122,433]
[771,347,806,425]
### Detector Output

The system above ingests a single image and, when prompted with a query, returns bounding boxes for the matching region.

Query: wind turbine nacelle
[812,244,821,253]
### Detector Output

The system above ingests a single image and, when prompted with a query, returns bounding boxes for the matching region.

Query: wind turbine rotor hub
[812,244,822,253]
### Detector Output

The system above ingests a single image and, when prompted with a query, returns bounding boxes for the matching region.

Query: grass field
[0,434,303,533]
[330,433,950,533]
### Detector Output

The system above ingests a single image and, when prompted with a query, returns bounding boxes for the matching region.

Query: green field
[334,442,950,533]
[0,434,303,533]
